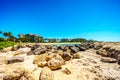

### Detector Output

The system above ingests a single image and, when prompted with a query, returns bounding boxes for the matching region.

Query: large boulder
[102,46,111,51]
[61,52,72,61]
[3,68,25,80]
[26,44,33,48]
[39,67,54,80]
[2,66,34,80]
[78,46,86,51]
[58,46,64,50]
[107,49,120,58]
[94,45,103,50]
[45,52,55,61]
[58,46,68,51]
[101,57,117,63]
[117,54,120,64]
[57,50,64,56]
[19,70,34,80]
[28,45,47,55]
[14,48,31,56]
[96,50,108,57]
[47,56,65,70]
[34,46,47,55]
[33,54,47,67]
[75,44,86,51]
[30,44,40,51]
[85,43,94,49]
[37,61,47,67]
[17,47,31,53]
[51,46,58,53]
[7,56,24,64]
[2,46,12,52]
[80,43,90,49]
[70,47,79,53]
[73,53,82,59]
[89,44,95,49]
[12,45,20,51]
[96,45,120,64]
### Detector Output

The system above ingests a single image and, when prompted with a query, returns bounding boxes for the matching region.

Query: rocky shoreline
[0,42,120,80]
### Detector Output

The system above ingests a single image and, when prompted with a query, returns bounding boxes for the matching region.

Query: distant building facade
[18,34,43,42]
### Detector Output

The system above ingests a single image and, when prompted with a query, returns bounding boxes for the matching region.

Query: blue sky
[0,0,120,41]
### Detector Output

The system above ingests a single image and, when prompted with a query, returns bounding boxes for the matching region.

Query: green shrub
[0,41,16,50]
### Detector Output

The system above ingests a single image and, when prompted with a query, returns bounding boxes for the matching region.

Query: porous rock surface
[0,42,120,80]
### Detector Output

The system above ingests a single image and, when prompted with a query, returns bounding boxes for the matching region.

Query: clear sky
[0,0,120,41]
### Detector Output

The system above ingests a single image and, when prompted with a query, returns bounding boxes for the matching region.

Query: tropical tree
[48,38,57,43]
[8,32,12,38]
[20,37,29,42]
[60,38,69,42]
[9,35,16,42]
[3,32,8,40]
[3,32,12,41]
[70,38,87,43]
[0,31,2,38]
[0,38,4,41]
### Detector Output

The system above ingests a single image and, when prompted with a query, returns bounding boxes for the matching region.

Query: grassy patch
[0,41,16,50]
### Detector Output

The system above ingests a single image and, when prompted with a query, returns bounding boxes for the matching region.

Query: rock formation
[0,42,120,80]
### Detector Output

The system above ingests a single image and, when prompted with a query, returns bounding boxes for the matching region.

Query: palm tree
[3,32,11,41]
[3,32,12,38]
[9,35,16,42]
[7,32,12,38]
[3,32,8,40]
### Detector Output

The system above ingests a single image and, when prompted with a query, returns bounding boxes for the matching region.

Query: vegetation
[0,30,96,50]
[48,38,57,43]
[60,38,70,42]
[0,41,16,50]
[70,38,87,43]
